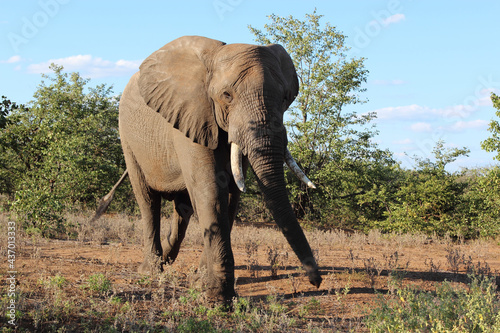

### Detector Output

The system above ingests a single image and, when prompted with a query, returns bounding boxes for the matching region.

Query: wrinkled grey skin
[116,36,321,301]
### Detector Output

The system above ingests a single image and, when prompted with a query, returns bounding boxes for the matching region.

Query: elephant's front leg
[176,138,236,301]
[198,168,244,269]
[190,177,235,301]
[200,199,235,300]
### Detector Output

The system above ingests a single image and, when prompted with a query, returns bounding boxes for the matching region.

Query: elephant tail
[89,170,129,222]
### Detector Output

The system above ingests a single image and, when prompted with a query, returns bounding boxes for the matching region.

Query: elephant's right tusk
[230,143,246,192]
[285,149,317,189]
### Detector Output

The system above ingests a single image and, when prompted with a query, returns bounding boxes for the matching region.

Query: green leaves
[366,275,500,332]
[369,141,496,238]
[481,93,500,160]
[1,65,126,236]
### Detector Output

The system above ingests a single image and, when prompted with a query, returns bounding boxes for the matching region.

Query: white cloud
[27,55,142,78]
[372,104,433,120]
[475,88,498,107]
[382,13,406,26]
[449,119,488,132]
[368,13,405,28]
[370,88,500,123]
[1,55,22,64]
[410,122,432,132]
[371,99,494,122]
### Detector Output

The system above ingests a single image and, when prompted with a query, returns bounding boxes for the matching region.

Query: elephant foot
[189,268,204,287]
[138,254,164,275]
[190,266,236,304]
[205,273,236,304]
[206,285,237,305]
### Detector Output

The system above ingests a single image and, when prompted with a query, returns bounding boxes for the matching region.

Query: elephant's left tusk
[231,143,246,192]
[285,149,317,189]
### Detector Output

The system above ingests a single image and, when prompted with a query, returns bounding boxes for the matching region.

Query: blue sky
[1,1,499,171]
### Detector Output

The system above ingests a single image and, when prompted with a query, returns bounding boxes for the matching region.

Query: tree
[1,65,126,236]
[462,166,500,238]
[481,93,500,160]
[0,96,25,195]
[249,11,396,228]
[0,96,18,129]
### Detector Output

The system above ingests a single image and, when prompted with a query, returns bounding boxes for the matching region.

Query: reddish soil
[14,225,500,331]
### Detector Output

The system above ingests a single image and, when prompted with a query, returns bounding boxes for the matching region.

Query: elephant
[96,36,322,302]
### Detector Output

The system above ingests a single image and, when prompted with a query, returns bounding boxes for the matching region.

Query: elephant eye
[222,91,233,103]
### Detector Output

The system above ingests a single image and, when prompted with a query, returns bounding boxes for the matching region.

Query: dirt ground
[6,219,500,331]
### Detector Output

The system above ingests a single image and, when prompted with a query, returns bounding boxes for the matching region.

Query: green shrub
[12,186,66,237]
[462,167,500,238]
[85,273,112,295]
[370,141,475,237]
[176,318,222,333]
[365,275,500,332]
[1,66,130,236]
[49,274,68,289]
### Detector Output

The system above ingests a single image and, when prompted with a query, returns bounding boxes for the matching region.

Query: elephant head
[138,36,321,288]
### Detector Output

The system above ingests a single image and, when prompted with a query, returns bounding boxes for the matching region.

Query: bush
[462,167,500,238]
[85,273,112,295]
[12,186,66,237]
[370,141,475,238]
[177,318,220,333]
[365,275,500,332]
[0,65,131,235]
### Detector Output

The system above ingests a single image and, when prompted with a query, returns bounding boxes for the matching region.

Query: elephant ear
[266,44,299,110]
[138,36,225,149]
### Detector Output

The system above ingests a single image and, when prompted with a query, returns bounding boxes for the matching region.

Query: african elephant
[99,36,322,301]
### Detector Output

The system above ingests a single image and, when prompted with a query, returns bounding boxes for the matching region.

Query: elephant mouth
[229,142,316,192]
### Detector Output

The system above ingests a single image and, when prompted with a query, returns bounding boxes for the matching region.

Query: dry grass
[1,211,499,332]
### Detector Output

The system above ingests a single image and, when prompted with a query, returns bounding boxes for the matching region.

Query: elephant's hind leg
[123,144,164,274]
[137,190,163,274]
[163,193,193,264]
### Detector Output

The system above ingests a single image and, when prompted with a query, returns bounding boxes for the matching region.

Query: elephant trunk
[231,143,315,191]
[244,135,322,288]
[227,90,321,287]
